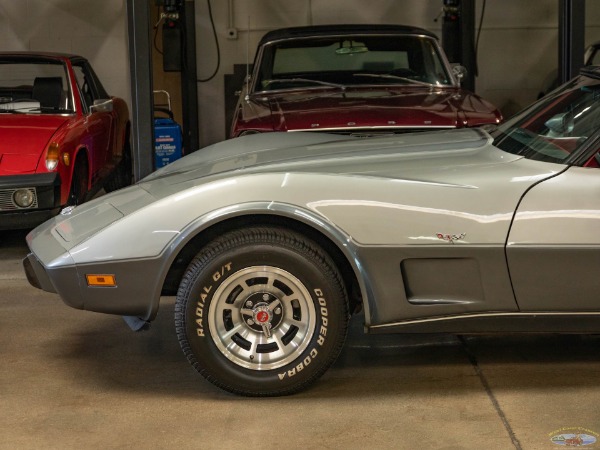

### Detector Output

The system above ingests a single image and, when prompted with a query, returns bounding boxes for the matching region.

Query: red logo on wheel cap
[256,311,269,323]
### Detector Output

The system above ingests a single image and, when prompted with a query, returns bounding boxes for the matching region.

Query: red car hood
[256,86,501,132]
[0,115,69,174]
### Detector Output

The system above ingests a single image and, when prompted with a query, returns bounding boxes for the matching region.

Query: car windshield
[0,60,74,114]
[254,35,453,93]
[491,72,600,163]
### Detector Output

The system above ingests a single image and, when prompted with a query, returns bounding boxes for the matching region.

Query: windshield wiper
[0,99,40,113]
[0,105,73,114]
[261,78,346,90]
[353,73,435,87]
[0,107,37,114]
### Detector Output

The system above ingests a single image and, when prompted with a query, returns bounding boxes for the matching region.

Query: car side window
[73,65,94,112]
[492,78,600,164]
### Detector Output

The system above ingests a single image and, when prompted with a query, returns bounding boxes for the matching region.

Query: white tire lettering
[197,262,233,338]
[278,347,320,380]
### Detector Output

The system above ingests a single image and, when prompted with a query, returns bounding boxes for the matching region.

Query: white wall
[1,0,599,148]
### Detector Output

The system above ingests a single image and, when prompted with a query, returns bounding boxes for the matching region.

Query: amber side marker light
[86,274,117,287]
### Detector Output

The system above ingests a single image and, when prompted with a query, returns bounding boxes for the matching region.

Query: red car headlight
[13,188,36,208]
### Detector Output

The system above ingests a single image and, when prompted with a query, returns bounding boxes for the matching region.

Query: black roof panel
[258,24,439,46]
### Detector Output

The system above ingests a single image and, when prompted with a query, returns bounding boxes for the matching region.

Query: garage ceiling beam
[558,0,585,84]
[126,0,155,181]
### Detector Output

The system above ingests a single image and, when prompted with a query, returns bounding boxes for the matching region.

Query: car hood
[0,114,69,174]
[141,129,532,197]
[249,86,501,132]
[32,128,563,260]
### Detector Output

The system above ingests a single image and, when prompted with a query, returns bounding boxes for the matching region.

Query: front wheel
[174,227,349,396]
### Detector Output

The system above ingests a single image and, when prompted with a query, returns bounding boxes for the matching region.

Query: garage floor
[2,230,600,450]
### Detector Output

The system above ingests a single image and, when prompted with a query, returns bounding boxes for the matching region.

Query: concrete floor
[2,230,600,450]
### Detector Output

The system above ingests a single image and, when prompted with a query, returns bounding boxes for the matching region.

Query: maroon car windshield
[0,59,73,114]
[254,35,454,93]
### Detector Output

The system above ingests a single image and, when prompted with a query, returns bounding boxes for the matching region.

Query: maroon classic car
[0,52,131,229]
[230,25,502,138]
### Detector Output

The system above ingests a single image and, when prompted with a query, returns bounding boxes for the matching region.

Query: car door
[507,164,600,311]
[72,62,115,183]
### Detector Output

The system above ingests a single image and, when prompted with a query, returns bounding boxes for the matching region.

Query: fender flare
[148,201,374,324]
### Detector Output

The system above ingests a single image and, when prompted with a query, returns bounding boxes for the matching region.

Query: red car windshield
[254,35,454,93]
[0,60,73,114]
[492,71,600,164]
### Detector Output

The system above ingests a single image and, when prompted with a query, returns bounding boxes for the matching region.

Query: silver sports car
[24,67,600,396]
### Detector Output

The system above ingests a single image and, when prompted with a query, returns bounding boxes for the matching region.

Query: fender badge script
[436,232,466,244]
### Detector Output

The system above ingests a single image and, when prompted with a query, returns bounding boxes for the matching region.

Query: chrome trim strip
[371,311,600,330]
[289,125,456,132]
[263,33,438,48]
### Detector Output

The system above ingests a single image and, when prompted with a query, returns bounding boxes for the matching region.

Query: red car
[0,52,131,229]
[231,25,502,138]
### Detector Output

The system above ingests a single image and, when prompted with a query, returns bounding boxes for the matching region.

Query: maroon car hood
[0,115,69,174]
[260,86,500,132]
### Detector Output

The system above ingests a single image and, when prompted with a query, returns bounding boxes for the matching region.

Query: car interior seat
[32,77,64,110]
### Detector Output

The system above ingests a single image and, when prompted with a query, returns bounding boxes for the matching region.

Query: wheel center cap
[242,293,283,333]
[253,305,272,324]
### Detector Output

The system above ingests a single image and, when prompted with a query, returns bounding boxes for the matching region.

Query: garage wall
[477,1,600,116]
[0,0,130,105]
[0,0,598,150]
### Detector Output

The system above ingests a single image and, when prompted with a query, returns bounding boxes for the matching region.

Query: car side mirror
[451,64,467,84]
[90,98,113,113]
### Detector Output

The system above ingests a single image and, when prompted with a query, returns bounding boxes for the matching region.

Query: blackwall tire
[174,227,349,396]
[67,157,88,206]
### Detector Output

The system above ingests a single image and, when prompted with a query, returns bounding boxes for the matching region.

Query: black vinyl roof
[258,24,439,46]
[0,52,85,64]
